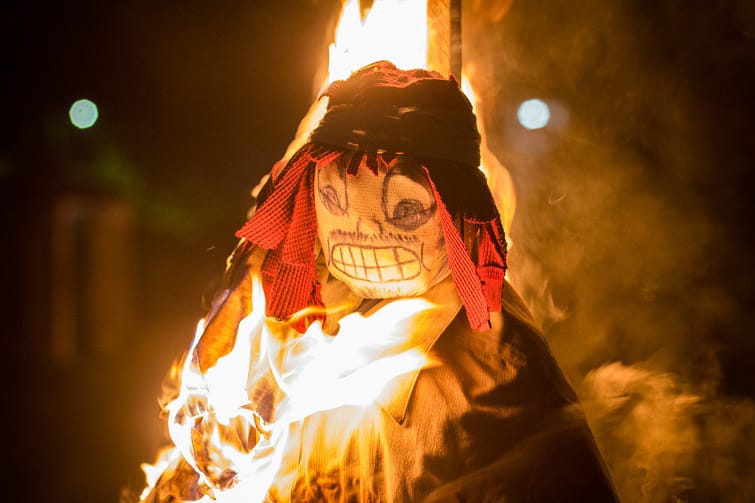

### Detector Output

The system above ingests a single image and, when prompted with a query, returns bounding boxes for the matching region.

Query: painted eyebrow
[385,159,432,187]
[382,165,433,204]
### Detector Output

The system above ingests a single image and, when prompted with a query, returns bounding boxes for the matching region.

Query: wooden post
[427,0,462,78]
[450,0,462,79]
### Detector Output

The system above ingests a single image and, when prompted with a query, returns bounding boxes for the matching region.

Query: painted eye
[319,184,346,215]
[382,158,436,231]
[389,198,433,231]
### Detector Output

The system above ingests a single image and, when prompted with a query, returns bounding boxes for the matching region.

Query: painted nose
[356,216,385,235]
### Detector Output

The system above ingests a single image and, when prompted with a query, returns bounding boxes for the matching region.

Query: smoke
[465,1,755,501]
[581,362,755,502]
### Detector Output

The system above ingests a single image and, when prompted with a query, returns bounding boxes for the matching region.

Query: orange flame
[139,277,437,501]
[283,0,515,233]
[329,0,428,82]
[282,0,429,162]
[461,76,517,234]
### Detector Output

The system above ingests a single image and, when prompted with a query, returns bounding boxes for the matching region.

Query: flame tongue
[329,0,428,82]
[269,297,435,423]
[282,0,429,161]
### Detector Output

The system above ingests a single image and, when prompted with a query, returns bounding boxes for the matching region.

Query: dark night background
[1,1,753,501]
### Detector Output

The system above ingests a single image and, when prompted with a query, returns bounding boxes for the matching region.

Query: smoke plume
[465,1,755,501]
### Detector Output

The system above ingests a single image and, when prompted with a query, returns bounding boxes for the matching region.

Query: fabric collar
[369,275,463,424]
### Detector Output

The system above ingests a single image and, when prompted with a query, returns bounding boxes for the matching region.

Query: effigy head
[314,152,449,298]
[237,61,506,330]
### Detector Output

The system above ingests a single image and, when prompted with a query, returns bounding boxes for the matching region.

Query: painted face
[314,154,450,298]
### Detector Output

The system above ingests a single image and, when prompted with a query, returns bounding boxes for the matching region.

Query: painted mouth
[330,244,421,282]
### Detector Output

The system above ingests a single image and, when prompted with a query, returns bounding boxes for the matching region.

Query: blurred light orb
[517,99,550,130]
[69,99,98,129]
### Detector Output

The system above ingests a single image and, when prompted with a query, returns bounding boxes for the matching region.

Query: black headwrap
[311,61,481,167]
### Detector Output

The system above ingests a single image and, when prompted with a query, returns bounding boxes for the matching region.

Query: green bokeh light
[69,99,99,129]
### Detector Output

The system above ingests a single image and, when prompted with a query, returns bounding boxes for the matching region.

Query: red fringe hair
[236,144,506,331]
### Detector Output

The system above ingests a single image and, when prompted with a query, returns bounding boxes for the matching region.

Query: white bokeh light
[517,99,550,130]
[69,99,98,129]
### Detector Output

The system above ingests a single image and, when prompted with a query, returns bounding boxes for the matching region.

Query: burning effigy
[136,60,618,502]
[135,3,618,503]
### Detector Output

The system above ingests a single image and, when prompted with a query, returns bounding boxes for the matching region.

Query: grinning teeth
[400,255,420,278]
[331,244,420,282]
[375,248,395,267]
[395,248,414,263]
[363,248,377,267]
[381,263,403,282]
[353,247,364,269]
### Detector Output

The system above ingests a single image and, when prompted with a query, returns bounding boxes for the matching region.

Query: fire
[283,0,516,231]
[329,0,428,82]
[282,0,429,162]
[461,76,517,233]
[139,277,437,501]
[139,1,516,499]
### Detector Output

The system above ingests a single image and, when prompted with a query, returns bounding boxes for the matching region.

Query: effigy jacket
[187,246,619,503]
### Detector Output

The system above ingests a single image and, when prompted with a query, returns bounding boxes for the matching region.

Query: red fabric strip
[476,219,505,313]
[423,167,491,331]
[235,151,312,249]
[235,148,323,326]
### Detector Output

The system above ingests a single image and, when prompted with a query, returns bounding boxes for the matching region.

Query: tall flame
[461,76,517,234]
[282,0,429,161]
[283,0,515,232]
[329,0,428,82]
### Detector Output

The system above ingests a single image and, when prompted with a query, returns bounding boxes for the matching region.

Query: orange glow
[140,1,517,499]
[139,276,437,501]
[462,76,517,234]
[282,0,428,162]
[329,0,428,82]
[283,1,516,235]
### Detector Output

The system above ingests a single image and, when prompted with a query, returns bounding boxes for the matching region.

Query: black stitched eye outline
[317,165,348,215]
[386,198,435,231]
[382,158,436,231]
[318,184,347,215]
